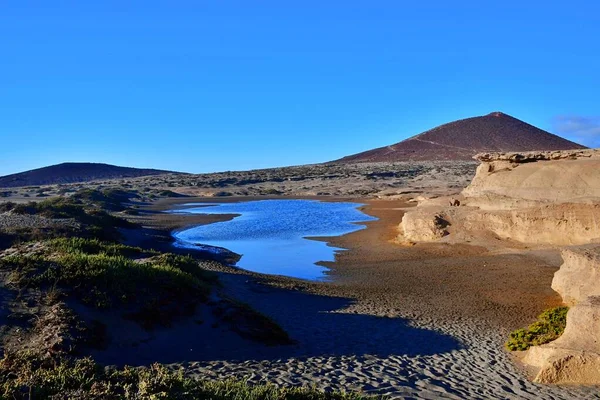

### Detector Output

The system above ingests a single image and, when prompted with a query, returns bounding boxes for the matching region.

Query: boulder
[400,209,450,242]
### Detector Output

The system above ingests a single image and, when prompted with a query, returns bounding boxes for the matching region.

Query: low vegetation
[0,353,369,399]
[0,194,136,245]
[0,238,217,327]
[70,188,138,211]
[506,306,569,351]
[0,191,359,399]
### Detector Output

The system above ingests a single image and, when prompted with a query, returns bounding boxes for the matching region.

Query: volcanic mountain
[335,112,587,163]
[0,162,181,188]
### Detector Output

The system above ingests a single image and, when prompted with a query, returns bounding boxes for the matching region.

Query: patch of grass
[43,253,212,309]
[10,197,85,219]
[70,188,138,211]
[0,353,370,400]
[0,239,217,327]
[49,237,153,258]
[506,306,569,351]
[5,197,136,241]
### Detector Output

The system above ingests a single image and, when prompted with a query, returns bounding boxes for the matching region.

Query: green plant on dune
[49,237,153,258]
[506,306,569,351]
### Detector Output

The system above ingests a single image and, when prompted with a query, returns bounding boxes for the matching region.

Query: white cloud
[553,116,600,148]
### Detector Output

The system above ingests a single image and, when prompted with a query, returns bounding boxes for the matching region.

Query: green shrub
[506,306,569,351]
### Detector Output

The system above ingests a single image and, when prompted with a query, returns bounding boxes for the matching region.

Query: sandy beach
[122,196,598,399]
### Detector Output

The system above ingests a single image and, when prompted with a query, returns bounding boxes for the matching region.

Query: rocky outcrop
[463,149,600,208]
[522,247,600,384]
[459,149,600,246]
[399,149,600,245]
[398,148,600,384]
[463,150,600,210]
[399,209,450,242]
[475,149,597,163]
[464,151,600,384]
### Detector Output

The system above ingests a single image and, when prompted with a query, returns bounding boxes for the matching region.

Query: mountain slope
[336,112,587,163]
[0,162,181,188]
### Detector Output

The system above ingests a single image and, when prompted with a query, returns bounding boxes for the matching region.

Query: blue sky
[1,1,599,175]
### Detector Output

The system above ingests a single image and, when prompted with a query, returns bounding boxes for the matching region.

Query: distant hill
[335,112,587,163]
[0,163,181,188]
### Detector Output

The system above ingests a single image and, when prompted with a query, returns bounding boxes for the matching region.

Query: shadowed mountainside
[0,162,182,188]
[336,112,587,163]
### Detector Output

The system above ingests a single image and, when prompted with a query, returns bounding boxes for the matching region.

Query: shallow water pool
[171,199,376,280]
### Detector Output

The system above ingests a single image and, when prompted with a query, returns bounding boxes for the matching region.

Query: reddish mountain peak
[334,112,586,163]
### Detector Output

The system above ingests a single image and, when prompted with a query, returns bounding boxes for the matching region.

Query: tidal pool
[171,199,377,280]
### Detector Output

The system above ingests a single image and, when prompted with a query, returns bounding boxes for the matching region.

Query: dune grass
[0,196,135,243]
[70,188,138,211]
[49,237,154,258]
[0,238,218,326]
[506,306,569,351]
[0,352,370,400]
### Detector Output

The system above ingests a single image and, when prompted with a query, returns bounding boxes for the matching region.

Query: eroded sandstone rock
[464,150,600,207]
[400,209,450,242]
[462,204,600,246]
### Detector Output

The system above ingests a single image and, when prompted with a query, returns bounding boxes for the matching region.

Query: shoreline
[122,195,597,399]
[137,195,563,330]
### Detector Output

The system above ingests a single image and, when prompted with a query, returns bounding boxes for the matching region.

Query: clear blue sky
[1,1,599,175]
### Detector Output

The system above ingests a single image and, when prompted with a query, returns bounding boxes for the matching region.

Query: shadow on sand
[90,272,462,366]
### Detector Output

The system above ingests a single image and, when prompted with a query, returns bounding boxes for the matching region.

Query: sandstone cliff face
[553,246,600,305]
[460,149,600,246]
[399,149,600,246]
[523,247,600,384]
[462,204,600,246]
